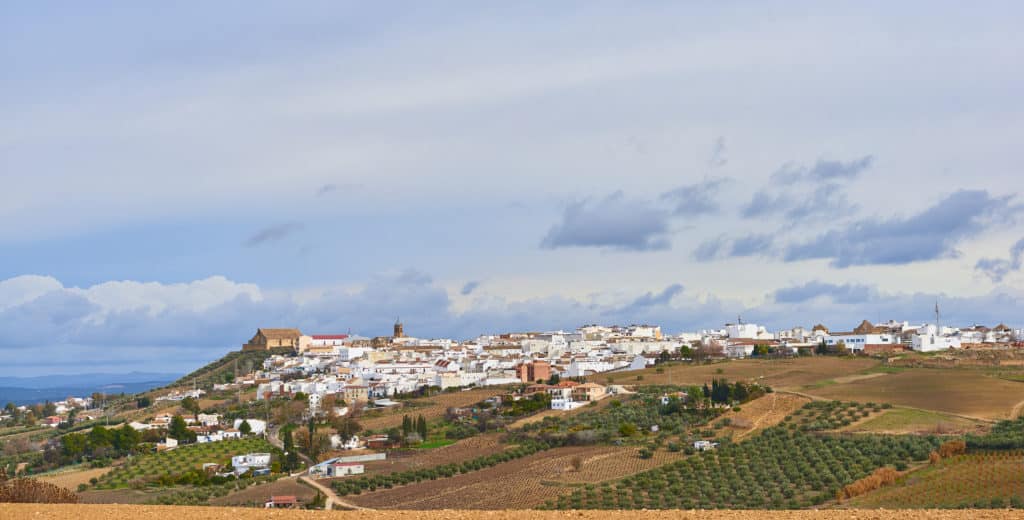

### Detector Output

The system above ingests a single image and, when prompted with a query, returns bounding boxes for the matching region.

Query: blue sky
[2,2,1024,375]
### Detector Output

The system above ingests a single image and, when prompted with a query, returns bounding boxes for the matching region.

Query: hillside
[154,347,293,392]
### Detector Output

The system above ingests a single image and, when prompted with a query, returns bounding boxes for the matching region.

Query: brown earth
[346,445,690,510]
[612,357,879,389]
[712,392,811,441]
[803,368,1024,419]
[210,477,317,507]
[3,504,1023,519]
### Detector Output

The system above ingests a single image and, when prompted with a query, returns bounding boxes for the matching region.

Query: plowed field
[2,504,1020,519]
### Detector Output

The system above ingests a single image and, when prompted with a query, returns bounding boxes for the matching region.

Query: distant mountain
[0,372,179,406]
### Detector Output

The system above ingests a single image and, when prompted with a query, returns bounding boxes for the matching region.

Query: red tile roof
[312,334,348,340]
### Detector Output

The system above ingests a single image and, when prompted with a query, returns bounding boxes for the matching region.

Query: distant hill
[0,372,177,406]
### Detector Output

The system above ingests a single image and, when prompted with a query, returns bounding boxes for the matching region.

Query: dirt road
[298,475,368,511]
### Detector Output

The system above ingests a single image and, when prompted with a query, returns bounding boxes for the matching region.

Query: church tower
[393,318,404,338]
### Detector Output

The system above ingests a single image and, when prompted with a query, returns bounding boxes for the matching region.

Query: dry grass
[610,357,879,389]
[803,368,1024,419]
[358,389,505,431]
[36,467,111,492]
[5,504,1023,519]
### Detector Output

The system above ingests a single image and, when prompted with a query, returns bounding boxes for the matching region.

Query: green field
[95,438,279,489]
[844,408,988,435]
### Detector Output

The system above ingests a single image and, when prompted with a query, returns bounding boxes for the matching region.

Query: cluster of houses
[224,316,1024,420]
[230,315,1015,411]
[127,412,267,449]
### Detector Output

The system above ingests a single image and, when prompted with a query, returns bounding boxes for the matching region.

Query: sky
[2,2,1024,376]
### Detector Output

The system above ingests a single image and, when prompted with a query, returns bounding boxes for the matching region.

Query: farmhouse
[265,495,298,508]
[329,462,365,477]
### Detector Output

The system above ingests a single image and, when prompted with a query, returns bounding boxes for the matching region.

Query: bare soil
[3,504,1022,519]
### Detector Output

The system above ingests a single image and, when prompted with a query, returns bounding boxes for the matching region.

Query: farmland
[208,477,317,507]
[844,452,1024,509]
[710,393,810,441]
[37,467,112,492]
[359,388,506,431]
[611,357,879,389]
[93,438,278,489]
[6,504,1023,520]
[351,434,508,477]
[843,408,989,435]
[545,427,941,510]
[344,445,677,509]
[802,368,1024,419]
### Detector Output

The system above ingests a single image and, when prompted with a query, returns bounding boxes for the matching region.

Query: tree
[136,396,151,408]
[61,432,87,459]
[282,428,299,472]
[401,415,412,437]
[114,423,141,453]
[753,344,770,357]
[168,415,194,443]
[547,374,561,385]
[181,397,200,416]
[333,416,362,438]
[732,381,749,402]
[416,415,428,441]
[238,419,252,435]
[88,425,113,449]
[42,401,57,417]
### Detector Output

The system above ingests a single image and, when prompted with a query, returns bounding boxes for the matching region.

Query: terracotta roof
[312,334,348,340]
[259,328,302,339]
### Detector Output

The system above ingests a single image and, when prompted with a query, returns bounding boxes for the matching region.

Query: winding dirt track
[1,504,1022,519]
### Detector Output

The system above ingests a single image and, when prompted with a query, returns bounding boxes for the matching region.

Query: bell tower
[393,318,404,338]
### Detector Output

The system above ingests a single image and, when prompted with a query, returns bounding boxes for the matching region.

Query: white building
[232,453,272,474]
[234,418,267,435]
[725,323,760,339]
[912,326,962,352]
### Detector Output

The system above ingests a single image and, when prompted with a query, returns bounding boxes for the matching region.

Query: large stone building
[242,328,302,351]
[515,360,551,383]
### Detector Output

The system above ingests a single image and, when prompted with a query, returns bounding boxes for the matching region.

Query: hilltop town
[3,315,1024,511]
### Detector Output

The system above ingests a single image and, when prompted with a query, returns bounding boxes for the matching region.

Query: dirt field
[611,357,879,389]
[36,467,111,491]
[209,477,317,507]
[802,368,1024,419]
[345,445,690,509]
[359,389,505,431]
[4,504,1022,519]
[712,393,811,441]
